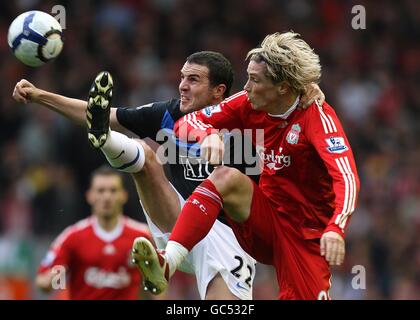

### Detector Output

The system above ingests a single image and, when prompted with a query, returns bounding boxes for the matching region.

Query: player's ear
[276,81,289,95]
[213,84,226,100]
[85,190,93,205]
[121,189,128,205]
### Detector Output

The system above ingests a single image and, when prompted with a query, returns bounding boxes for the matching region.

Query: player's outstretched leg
[86,71,145,173]
[85,71,181,233]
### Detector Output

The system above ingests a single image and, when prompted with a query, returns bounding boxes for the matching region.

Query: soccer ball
[7,10,63,67]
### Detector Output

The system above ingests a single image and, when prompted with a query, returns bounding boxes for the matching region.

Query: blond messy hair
[246,32,321,93]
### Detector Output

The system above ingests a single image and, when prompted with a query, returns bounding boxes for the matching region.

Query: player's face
[87,175,128,219]
[179,62,216,113]
[244,60,284,112]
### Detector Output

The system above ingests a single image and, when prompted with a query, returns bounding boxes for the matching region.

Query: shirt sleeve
[305,102,360,238]
[37,227,73,274]
[174,92,247,142]
[116,100,172,139]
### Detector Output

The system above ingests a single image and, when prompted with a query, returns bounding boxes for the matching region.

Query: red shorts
[225,179,331,300]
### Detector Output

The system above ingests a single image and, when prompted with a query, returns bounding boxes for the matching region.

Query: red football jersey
[38,216,151,299]
[175,91,360,239]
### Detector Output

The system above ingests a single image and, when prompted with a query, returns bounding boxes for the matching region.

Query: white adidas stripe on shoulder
[327,114,337,132]
[223,90,247,103]
[192,113,211,128]
[74,217,92,230]
[186,113,213,131]
[185,113,199,130]
[51,218,91,249]
[316,101,337,134]
[192,113,212,129]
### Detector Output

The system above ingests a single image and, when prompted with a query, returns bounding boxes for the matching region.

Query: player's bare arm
[12,79,127,133]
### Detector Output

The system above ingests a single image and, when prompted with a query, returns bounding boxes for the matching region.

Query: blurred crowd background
[0,0,419,299]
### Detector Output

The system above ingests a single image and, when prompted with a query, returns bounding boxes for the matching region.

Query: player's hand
[201,133,224,165]
[12,79,39,104]
[298,83,325,109]
[34,271,54,292]
[320,231,345,266]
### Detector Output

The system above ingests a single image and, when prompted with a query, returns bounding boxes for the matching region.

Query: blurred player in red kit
[133,32,360,300]
[36,166,151,299]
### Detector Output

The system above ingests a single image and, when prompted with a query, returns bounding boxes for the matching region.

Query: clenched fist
[12,79,40,104]
[201,133,225,165]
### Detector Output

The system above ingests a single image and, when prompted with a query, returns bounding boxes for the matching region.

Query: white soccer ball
[7,10,63,67]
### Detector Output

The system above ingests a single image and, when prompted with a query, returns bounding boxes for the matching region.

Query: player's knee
[209,167,243,197]
[134,139,156,167]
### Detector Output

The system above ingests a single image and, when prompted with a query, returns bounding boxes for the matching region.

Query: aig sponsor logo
[180,156,213,181]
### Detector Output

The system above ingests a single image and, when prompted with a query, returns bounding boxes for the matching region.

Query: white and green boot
[86,71,113,148]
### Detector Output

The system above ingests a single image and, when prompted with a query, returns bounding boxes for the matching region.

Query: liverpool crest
[286,124,301,144]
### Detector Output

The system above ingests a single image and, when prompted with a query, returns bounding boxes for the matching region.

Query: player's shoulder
[302,100,337,119]
[198,91,250,118]
[222,90,249,107]
[152,98,184,123]
[51,217,92,248]
[124,217,150,236]
[120,99,179,114]
[300,100,345,136]
[152,98,180,112]
[318,101,336,114]
[71,217,94,234]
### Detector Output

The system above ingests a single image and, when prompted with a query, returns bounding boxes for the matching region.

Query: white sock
[164,240,189,277]
[101,130,145,173]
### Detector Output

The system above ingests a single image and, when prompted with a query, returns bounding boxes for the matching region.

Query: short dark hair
[186,51,234,97]
[89,165,125,188]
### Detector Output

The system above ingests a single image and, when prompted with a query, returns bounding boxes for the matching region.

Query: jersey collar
[92,216,124,243]
[268,95,300,119]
